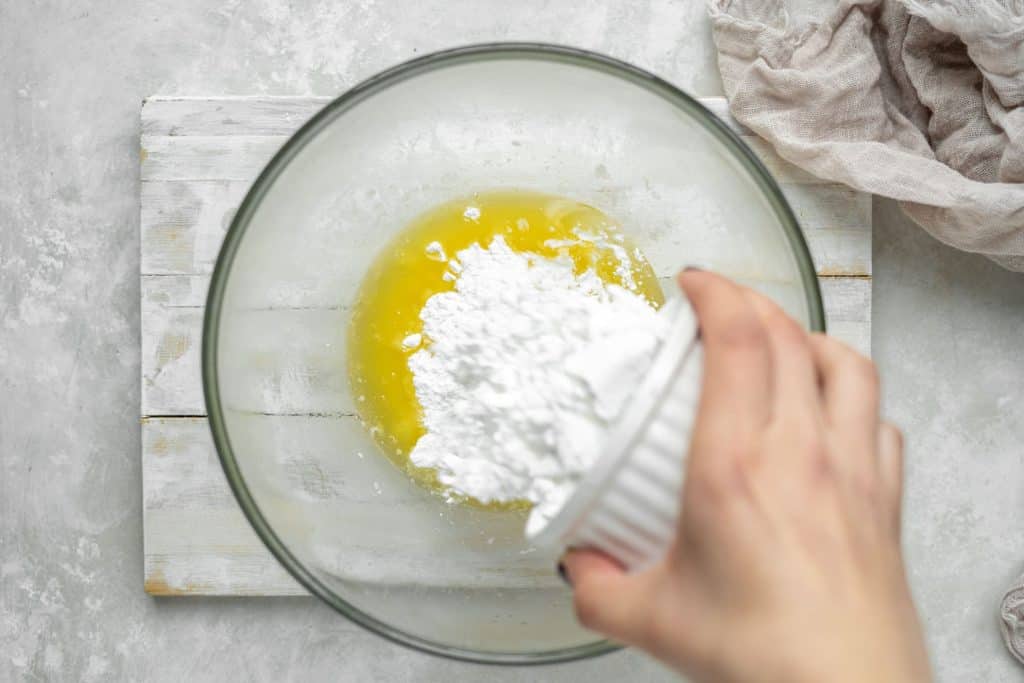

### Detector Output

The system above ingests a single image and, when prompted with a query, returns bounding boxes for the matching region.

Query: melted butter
[346,190,663,501]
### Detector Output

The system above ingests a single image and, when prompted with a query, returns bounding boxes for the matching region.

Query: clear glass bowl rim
[201,42,826,666]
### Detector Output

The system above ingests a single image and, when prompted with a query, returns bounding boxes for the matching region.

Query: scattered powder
[424,241,447,262]
[407,235,669,528]
[543,226,640,291]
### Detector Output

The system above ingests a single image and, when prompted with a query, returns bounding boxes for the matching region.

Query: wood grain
[140,95,873,596]
[142,416,306,596]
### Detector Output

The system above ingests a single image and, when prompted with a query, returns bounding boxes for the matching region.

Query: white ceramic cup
[528,295,703,570]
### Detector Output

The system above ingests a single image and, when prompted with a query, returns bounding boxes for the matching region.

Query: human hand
[560,270,931,682]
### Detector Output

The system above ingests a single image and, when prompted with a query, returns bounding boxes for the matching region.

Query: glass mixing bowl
[203,43,824,664]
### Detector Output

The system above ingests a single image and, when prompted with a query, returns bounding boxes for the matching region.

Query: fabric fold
[707,0,1024,270]
[1001,571,1024,665]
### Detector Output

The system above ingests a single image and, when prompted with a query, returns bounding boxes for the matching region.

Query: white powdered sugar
[407,235,670,528]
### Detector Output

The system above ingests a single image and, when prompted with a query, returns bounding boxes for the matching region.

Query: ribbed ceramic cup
[529,295,703,570]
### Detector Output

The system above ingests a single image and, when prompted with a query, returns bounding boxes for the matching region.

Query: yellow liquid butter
[346,190,663,495]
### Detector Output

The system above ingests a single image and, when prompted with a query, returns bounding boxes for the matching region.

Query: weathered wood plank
[140,131,829,187]
[741,137,833,185]
[696,96,752,137]
[782,185,871,276]
[143,95,751,139]
[142,96,332,137]
[141,135,286,182]
[140,96,757,148]
[141,277,205,416]
[142,415,304,595]
[139,97,869,289]
[140,180,248,275]
[143,416,562,594]
[142,273,870,417]
[140,178,870,277]
[142,275,353,417]
[819,276,872,323]
[825,319,871,358]
[820,276,872,357]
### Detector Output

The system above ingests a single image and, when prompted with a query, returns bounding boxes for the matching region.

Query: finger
[740,287,820,427]
[677,270,773,441]
[878,421,905,538]
[560,549,660,645]
[808,333,881,475]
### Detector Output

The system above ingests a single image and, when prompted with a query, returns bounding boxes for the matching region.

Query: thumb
[560,549,661,646]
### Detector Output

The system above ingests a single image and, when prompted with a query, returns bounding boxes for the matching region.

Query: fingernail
[683,265,704,272]
[557,561,572,586]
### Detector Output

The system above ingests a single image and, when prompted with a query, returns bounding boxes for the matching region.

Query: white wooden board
[141,96,872,596]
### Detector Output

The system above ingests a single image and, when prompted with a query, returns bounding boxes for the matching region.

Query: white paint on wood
[140,178,870,280]
[820,277,872,357]
[819,276,872,323]
[141,180,249,275]
[141,278,205,416]
[142,135,286,182]
[141,95,873,596]
[142,275,355,417]
[142,94,745,137]
[139,97,871,302]
[695,96,751,137]
[143,416,304,595]
[144,416,563,594]
[740,137,832,185]
[143,274,869,418]
[142,96,333,137]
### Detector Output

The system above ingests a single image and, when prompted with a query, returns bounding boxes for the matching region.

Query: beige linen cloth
[707,0,1024,666]
[707,0,1024,271]
[1003,573,1024,665]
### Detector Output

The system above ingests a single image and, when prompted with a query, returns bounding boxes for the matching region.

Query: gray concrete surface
[1,1,1022,680]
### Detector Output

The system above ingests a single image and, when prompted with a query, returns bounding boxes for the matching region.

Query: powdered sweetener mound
[408,235,671,529]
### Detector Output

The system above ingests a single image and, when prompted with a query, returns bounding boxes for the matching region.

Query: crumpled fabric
[707,0,1024,270]
[1002,572,1024,665]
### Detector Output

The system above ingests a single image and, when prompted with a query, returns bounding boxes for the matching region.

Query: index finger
[677,270,773,441]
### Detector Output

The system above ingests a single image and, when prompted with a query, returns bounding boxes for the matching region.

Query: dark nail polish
[557,561,571,586]
[683,265,704,272]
